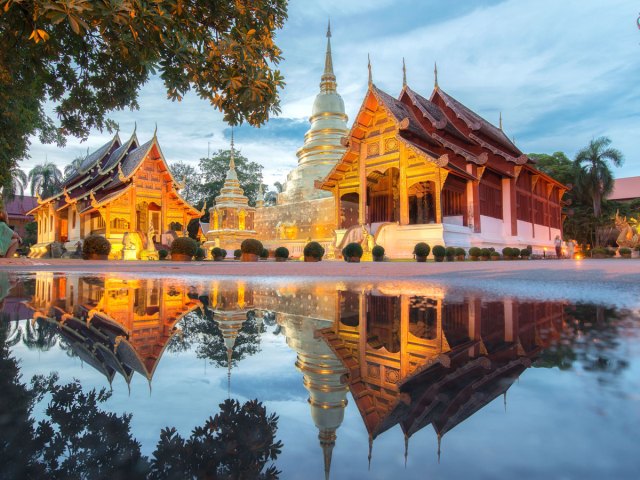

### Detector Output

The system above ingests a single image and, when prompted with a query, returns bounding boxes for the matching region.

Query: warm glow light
[575,254,583,260]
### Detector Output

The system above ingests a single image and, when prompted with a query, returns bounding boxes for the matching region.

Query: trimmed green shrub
[194,247,205,260]
[432,245,446,258]
[511,247,521,258]
[413,242,430,257]
[221,249,227,258]
[212,247,225,259]
[520,248,531,258]
[606,248,616,257]
[275,246,289,259]
[171,237,198,257]
[490,251,501,259]
[304,241,325,260]
[344,242,364,259]
[455,247,466,258]
[82,235,112,259]
[372,245,385,258]
[591,247,607,257]
[619,247,632,256]
[445,246,456,259]
[480,248,491,258]
[241,238,263,255]
[502,247,513,258]
[234,249,242,260]
[260,248,269,259]
[158,249,168,260]
[469,247,481,258]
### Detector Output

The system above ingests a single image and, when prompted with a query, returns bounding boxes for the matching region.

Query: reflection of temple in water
[18,275,567,479]
[25,273,201,386]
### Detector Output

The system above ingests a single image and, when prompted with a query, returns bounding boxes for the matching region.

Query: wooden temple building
[27,129,202,259]
[317,65,567,258]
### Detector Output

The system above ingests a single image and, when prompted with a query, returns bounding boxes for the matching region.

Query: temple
[27,129,202,259]
[317,64,568,257]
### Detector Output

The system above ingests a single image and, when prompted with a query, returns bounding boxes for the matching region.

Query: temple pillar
[399,145,409,225]
[161,183,167,234]
[334,185,341,229]
[358,150,367,225]
[400,295,409,377]
[466,165,481,233]
[358,292,367,377]
[501,177,517,237]
[105,206,111,238]
[435,169,443,224]
[504,299,517,342]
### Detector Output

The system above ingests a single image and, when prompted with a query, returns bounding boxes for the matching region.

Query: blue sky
[25,0,640,188]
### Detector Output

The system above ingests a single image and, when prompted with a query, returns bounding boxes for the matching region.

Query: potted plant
[490,251,501,261]
[480,248,490,261]
[221,249,227,259]
[211,247,225,261]
[372,245,385,262]
[502,247,513,260]
[591,247,607,259]
[275,246,289,262]
[240,239,263,262]
[170,237,197,261]
[82,234,111,260]
[469,246,481,261]
[194,247,205,261]
[158,249,168,261]
[511,247,521,260]
[260,248,270,260]
[454,247,466,261]
[432,245,446,262]
[413,242,430,262]
[520,248,531,259]
[303,241,325,262]
[234,249,242,260]
[619,247,632,258]
[343,242,364,263]
[445,246,456,262]
[606,248,616,258]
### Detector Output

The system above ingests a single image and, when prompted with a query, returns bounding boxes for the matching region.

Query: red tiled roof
[5,196,38,219]
[610,176,640,201]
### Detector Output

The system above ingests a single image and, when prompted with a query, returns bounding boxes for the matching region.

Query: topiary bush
[303,241,325,261]
[343,242,364,260]
[372,245,385,260]
[520,248,531,258]
[455,247,466,260]
[241,238,263,255]
[82,234,111,259]
[432,245,446,261]
[480,248,491,258]
[469,247,481,259]
[591,247,607,258]
[619,247,632,257]
[490,251,501,260]
[212,247,225,260]
[221,249,227,258]
[275,246,289,259]
[511,247,521,259]
[445,246,456,260]
[260,248,270,259]
[194,247,205,260]
[158,249,168,260]
[413,242,430,258]
[502,247,513,258]
[234,249,242,260]
[171,237,198,257]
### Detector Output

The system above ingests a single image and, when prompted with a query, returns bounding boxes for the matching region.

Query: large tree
[28,161,62,198]
[169,161,201,205]
[0,0,288,201]
[1,166,27,205]
[198,148,264,220]
[574,136,624,218]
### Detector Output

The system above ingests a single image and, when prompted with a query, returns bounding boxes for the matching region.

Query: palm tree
[574,136,624,218]
[2,166,28,203]
[28,161,63,199]
[64,156,84,181]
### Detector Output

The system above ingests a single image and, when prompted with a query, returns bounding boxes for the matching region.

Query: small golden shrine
[203,132,256,255]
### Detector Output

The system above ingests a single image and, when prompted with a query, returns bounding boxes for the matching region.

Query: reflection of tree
[150,399,282,479]
[21,318,59,352]
[535,304,629,378]
[168,308,265,368]
[1,321,283,479]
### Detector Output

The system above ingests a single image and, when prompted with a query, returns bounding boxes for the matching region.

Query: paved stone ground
[1,257,639,307]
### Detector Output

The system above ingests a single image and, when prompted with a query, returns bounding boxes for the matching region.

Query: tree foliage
[0,0,288,202]
[169,161,200,205]
[28,161,63,198]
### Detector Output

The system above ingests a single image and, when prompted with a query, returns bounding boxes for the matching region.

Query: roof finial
[367,54,372,86]
[499,111,503,130]
[367,434,373,470]
[402,57,407,87]
[320,19,336,93]
[404,433,409,468]
[437,433,442,464]
[504,390,507,412]
[153,122,157,138]
[229,127,236,170]
[434,62,439,89]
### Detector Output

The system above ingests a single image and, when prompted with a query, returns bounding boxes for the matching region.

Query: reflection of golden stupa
[25,274,201,387]
[279,314,348,480]
[203,132,257,255]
